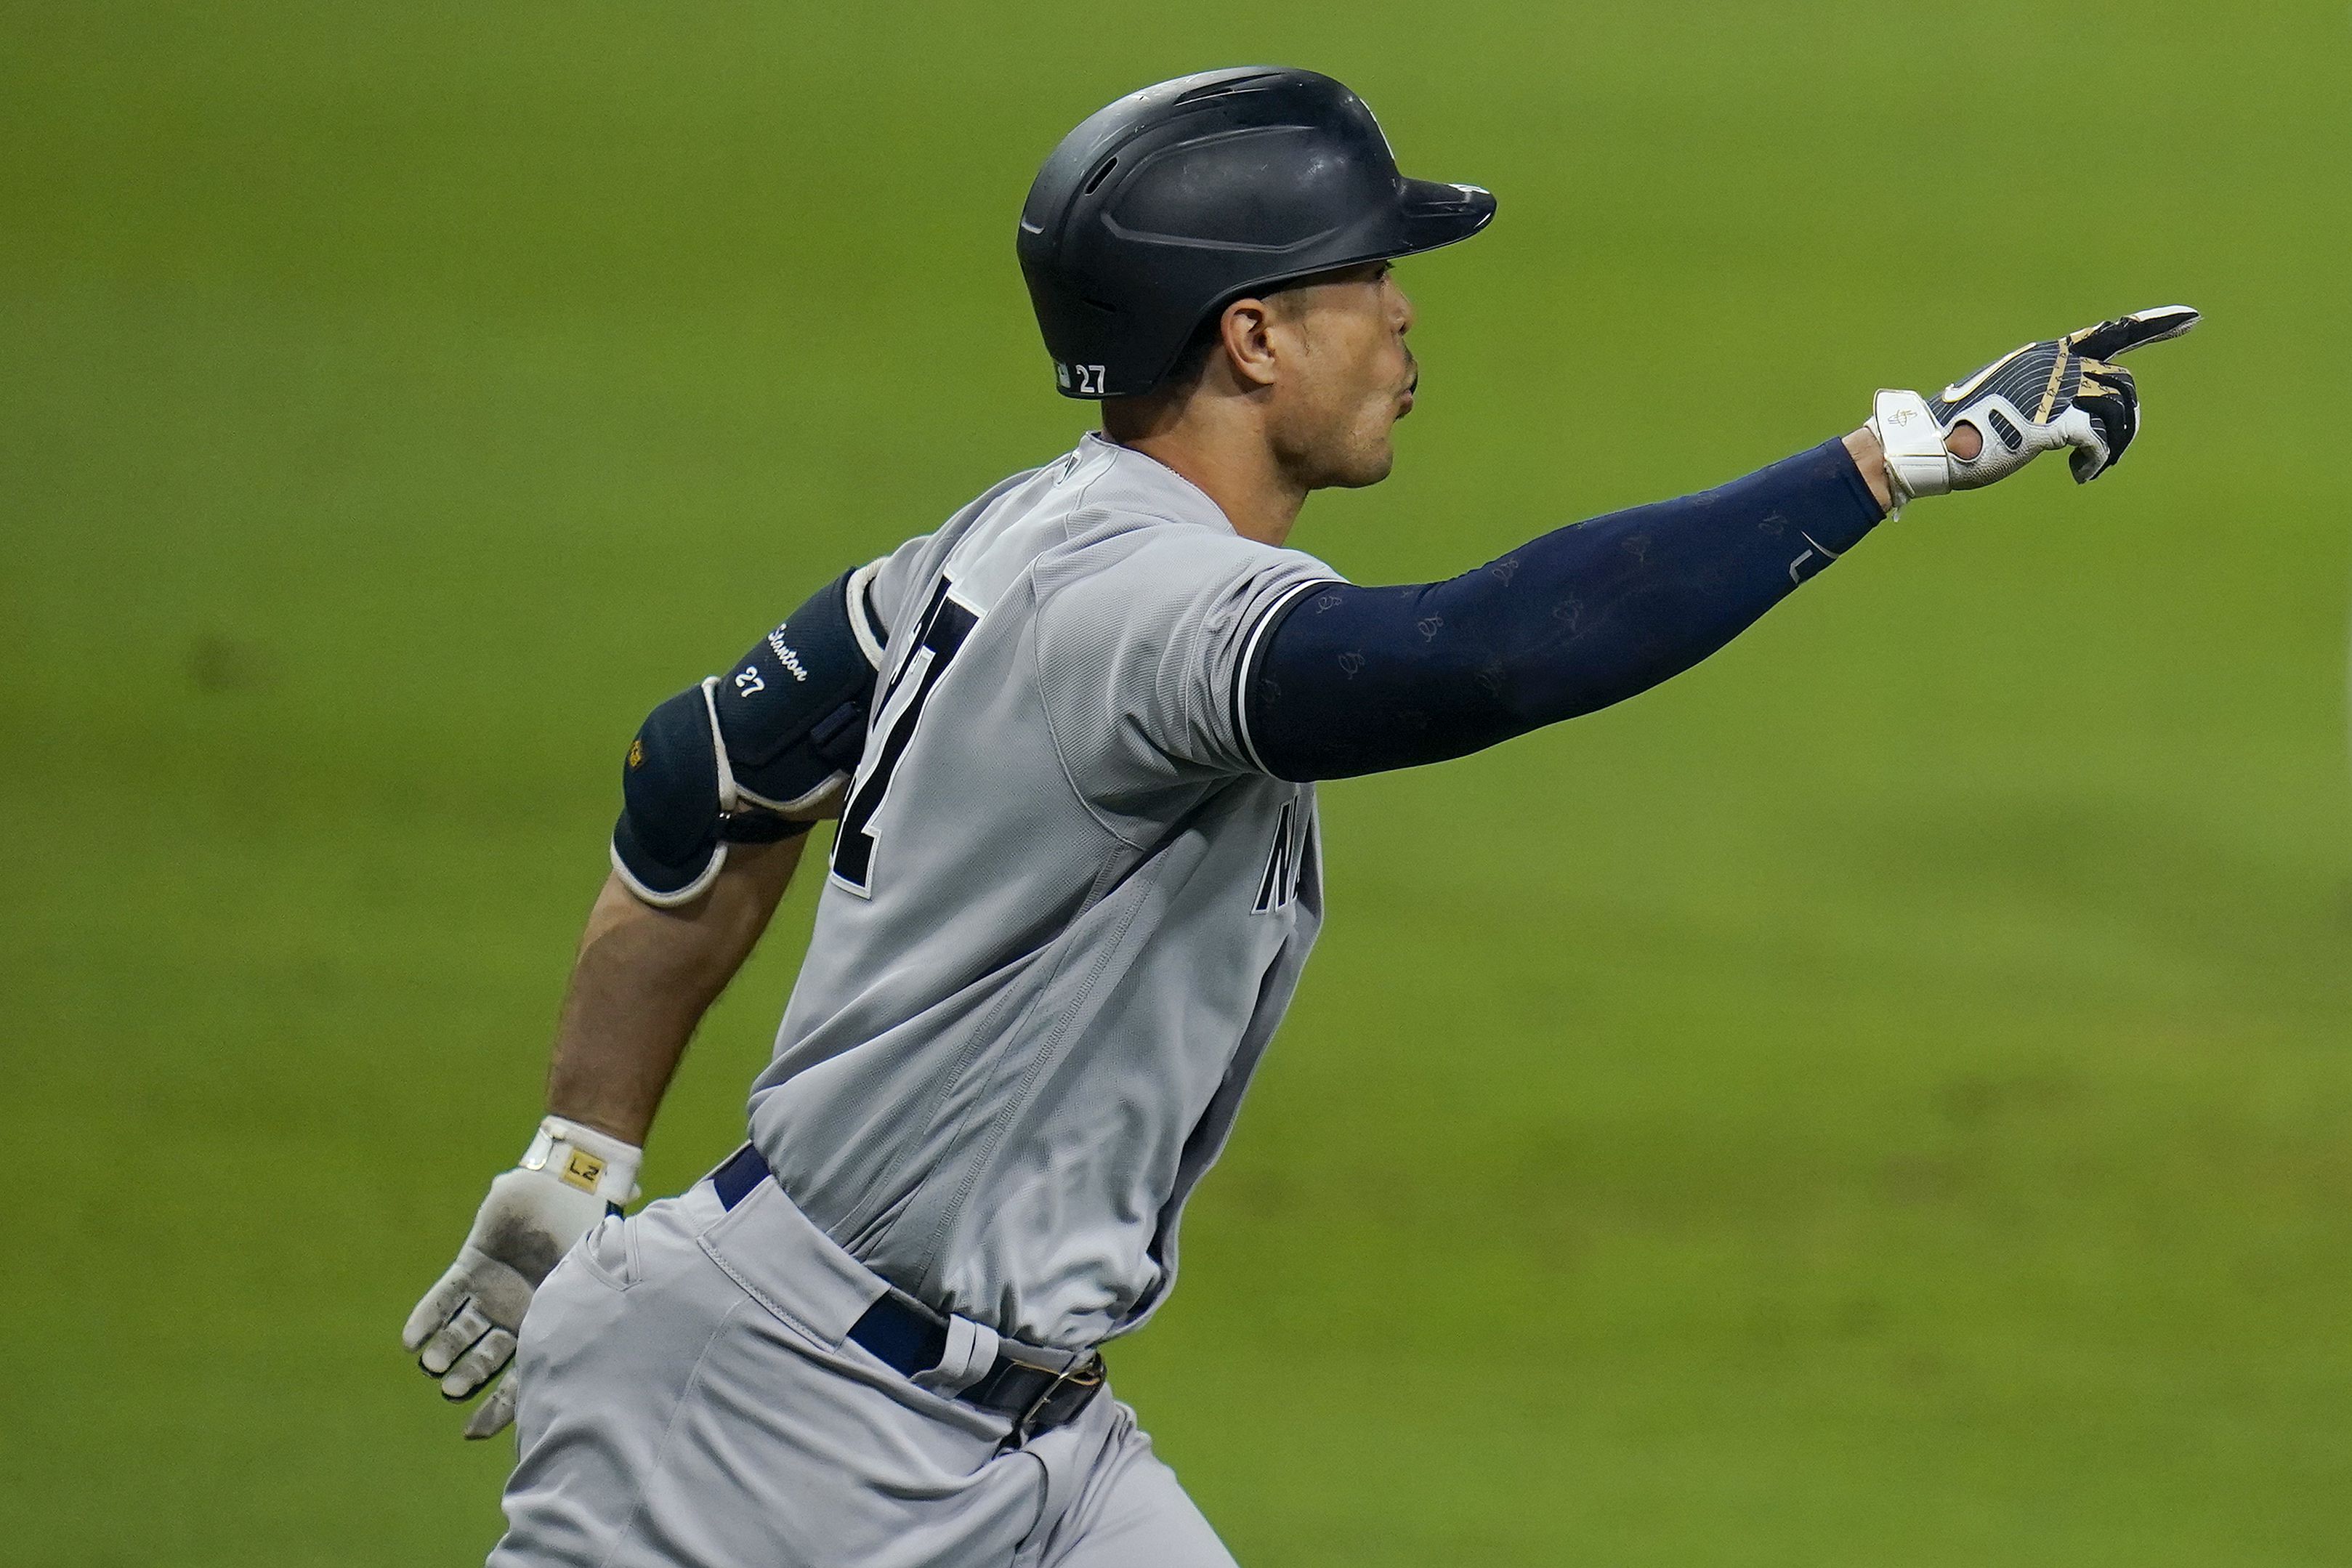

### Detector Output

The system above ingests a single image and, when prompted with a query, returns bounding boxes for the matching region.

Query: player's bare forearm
[1842,422,1982,512]
[544,833,807,1145]
[1843,427,1895,511]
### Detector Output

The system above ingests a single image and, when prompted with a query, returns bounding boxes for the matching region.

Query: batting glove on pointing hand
[1871,304,2199,507]
[402,1117,640,1439]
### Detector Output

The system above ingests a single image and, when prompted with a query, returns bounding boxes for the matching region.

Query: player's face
[1266,262,1418,490]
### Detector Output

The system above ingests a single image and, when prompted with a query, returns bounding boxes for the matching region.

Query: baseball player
[404,66,2197,1567]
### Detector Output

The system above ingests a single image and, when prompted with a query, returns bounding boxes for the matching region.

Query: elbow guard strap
[610,564,889,906]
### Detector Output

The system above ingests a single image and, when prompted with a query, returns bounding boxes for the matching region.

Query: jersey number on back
[831,580,979,894]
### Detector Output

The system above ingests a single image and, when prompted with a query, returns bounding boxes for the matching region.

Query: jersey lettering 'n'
[748,434,1341,1350]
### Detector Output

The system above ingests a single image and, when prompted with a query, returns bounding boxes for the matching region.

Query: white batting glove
[402,1116,641,1439]
[1871,305,2199,509]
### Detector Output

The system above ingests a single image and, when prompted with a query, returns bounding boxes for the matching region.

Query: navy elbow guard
[611,563,889,905]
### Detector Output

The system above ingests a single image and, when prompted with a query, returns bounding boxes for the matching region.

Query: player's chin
[1324,415,1399,489]
[1325,442,1396,490]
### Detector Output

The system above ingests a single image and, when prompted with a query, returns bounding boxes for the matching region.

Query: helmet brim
[1234,177,1495,294]
[1388,178,1496,256]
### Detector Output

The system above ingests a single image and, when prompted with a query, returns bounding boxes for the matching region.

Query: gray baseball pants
[487,1171,1237,1568]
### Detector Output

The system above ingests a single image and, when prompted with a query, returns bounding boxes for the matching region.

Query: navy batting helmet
[1017,68,1495,400]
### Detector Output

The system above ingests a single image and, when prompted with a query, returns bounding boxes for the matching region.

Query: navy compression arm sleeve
[1244,438,1886,780]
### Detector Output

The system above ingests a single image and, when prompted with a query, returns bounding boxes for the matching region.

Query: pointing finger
[2069,304,2200,360]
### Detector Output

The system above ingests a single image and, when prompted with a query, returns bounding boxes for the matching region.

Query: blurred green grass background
[4,2,2348,1562]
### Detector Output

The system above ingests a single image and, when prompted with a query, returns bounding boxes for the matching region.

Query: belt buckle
[1006,1352,1104,1448]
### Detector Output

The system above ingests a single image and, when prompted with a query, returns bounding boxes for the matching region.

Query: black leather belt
[710,1143,1104,1446]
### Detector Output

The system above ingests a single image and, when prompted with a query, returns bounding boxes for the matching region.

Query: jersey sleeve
[1033,525,1342,799]
[860,531,938,647]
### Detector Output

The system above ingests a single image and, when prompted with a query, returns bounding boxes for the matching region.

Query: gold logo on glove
[561,1148,607,1193]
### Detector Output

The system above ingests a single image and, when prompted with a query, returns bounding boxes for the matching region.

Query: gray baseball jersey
[745,433,1341,1351]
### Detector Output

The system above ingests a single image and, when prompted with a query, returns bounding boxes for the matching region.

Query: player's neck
[1103,421,1306,547]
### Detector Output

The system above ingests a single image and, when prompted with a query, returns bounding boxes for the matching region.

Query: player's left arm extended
[1244,307,2197,780]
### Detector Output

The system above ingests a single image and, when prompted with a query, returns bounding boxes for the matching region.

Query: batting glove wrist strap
[520,1115,643,1205]
[1870,389,1951,507]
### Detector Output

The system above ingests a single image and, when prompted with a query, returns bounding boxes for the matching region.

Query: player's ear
[1219,298,1282,389]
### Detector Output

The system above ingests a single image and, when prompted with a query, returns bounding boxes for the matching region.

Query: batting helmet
[1017,67,1495,400]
